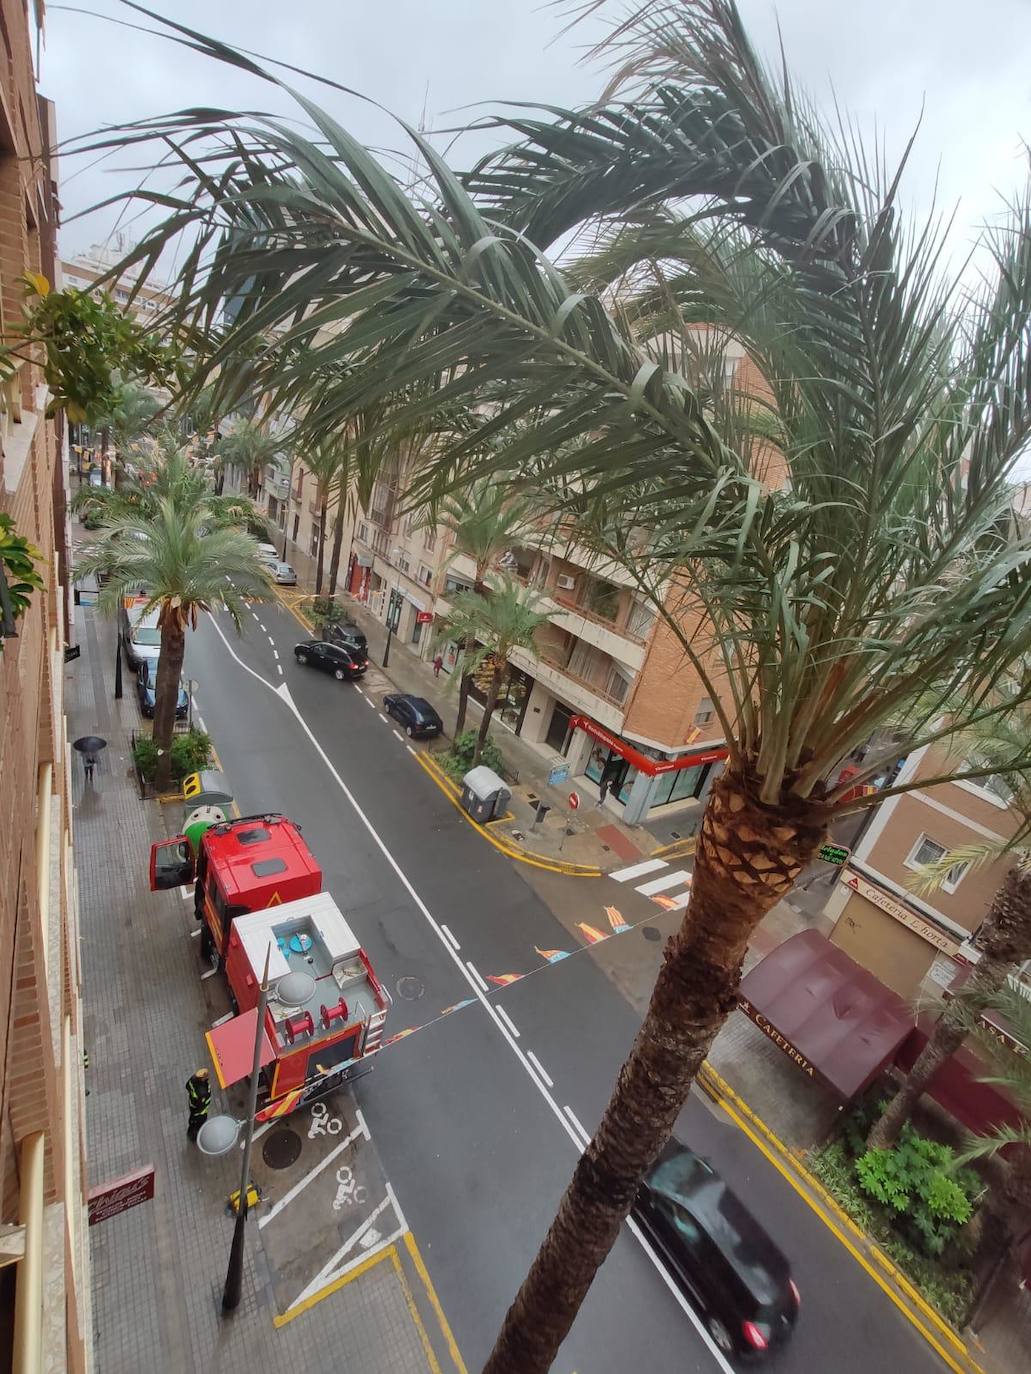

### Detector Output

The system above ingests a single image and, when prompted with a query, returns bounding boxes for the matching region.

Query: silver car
[270,561,297,585]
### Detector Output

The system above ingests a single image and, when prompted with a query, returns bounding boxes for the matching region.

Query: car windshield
[133,627,162,645]
[409,698,434,716]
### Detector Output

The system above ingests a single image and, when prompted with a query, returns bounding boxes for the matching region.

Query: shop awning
[568,716,729,777]
[205,1008,277,1089]
[737,930,915,1100]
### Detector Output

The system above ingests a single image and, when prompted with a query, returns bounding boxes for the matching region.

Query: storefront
[466,661,534,734]
[567,716,729,823]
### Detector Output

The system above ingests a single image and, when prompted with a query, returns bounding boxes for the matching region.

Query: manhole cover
[396,976,425,1001]
[262,1128,302,1170]
[642,926,662,943]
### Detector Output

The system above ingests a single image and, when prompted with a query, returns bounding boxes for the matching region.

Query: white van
[120,600,162,670]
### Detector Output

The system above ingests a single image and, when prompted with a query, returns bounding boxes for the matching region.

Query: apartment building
[0,2,91,1368]
[60,238,175,324]
[824,742,1025,1011]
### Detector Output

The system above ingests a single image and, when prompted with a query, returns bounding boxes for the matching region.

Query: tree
[303,437,351,595]
[439,576,552,764]
[82,4,1031,1366]
[213,418,281,499]
[75,455,269,790]
[97,379,163,489]
[0,513,44,646]
[439,481,533,736]
[868,715,1031,1150]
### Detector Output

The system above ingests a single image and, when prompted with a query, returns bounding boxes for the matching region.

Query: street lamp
[383,548,404,669]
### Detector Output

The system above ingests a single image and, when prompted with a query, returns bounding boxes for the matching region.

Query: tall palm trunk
[473,664,505,765]
[152,615,187,793]
[327,497,346,601]
[867,863,1031,1150]
[455,569,488,737]
[483,769,826,1374]
[315,491,328,595]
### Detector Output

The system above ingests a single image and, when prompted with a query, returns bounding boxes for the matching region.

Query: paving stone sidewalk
[70,597,434,1374]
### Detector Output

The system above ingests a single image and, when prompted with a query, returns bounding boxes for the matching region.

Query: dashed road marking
[366,697,376,709]
[496,1005,520,1039]
[392,728,404,743]
[406,744,416,756]
[378,712,389,723]
[526,1051,553,1088]
[277,664,283,675]
[440,924,461,952]
[196,715,206,731]
[563,1105,590,1149]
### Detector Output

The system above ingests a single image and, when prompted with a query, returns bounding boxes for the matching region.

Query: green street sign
[819,842,850,865]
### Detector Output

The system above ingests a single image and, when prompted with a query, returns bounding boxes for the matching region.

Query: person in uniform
[186,1067,211,1141]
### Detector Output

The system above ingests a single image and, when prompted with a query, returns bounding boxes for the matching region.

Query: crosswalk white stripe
[636,870,692,896]
[662,889,693,911]
[610,858,667,883]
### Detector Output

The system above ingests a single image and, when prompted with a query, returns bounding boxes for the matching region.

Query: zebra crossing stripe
[609,858,667,883]
[636,870,692,896]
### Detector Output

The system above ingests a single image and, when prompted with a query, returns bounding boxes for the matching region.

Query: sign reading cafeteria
[737,997,817,1078]
[88,1164,156,1226]
[842,870,960,955]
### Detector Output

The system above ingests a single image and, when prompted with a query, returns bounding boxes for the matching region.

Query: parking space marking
[365,696,376,708]
[496,1005,520,1039]
[465,961,488,993]
[526,1051,553,1088]
[392,728,404,743]
[378,712,389,723]
[259,1121,365,1229]
[440,924,461,952]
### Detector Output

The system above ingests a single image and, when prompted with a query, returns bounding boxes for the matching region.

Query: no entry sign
[568,792,580,810]
[88,1165,156,1226]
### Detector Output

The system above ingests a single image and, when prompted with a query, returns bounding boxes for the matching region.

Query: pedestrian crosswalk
[610,857,693,910]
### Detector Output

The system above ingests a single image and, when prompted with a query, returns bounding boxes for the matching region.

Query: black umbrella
[72,736,107,757]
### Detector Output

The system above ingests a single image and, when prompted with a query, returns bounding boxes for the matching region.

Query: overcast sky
[43,1,1030,269]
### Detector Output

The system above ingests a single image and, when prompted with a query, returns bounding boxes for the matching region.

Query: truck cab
[150,814,322,962]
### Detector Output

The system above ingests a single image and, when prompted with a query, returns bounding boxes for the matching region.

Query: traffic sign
[569,792,580,810]
[818,842,850,866]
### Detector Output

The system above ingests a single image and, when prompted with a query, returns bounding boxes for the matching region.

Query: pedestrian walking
[597,755,623,805]
[432,653,443,678]
[185,1068,211,1142]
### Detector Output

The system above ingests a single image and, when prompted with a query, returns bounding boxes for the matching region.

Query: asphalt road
[181,598,948,1374]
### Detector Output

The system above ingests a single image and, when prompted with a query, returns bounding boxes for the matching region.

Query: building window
[694,697,715,726]
[626,601,655,640]
[396,550,411,575]
[606,667,631,705]
[417,562,432,588]
[357,522,369,545]
[445,573,473,597]
[423,528,436,553]
[961,758,1014,806]
[904,834,968,893]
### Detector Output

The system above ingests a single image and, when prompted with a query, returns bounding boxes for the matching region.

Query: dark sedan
[136,662,189,720]
[383,693,443,738]
[293,639,367,681]
[633,1143,799,1359]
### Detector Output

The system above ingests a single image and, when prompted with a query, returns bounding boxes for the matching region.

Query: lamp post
[221,944,271,1314]
[280,456,296,563]
[114,640,123,700]
[383,549,404,669]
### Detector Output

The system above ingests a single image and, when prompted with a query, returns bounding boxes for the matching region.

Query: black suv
[323,622,368,655]
[293,639,368,681]
[633,1143,799,1359]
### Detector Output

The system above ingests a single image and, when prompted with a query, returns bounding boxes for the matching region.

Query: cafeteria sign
[842,870,960,955]
[738,997,817,1079]
[88,1165,156,1226]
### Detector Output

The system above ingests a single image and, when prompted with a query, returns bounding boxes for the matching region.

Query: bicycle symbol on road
[307,1100,343,1139]
[332,1164,368,1211]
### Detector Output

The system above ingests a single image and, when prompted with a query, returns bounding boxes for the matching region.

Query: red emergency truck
[149,815,389,1112]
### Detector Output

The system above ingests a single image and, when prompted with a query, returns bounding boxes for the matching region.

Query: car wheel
[405,725,414,737]
[706,1317,734,1355]
[296,651,308,664]
[334,668,346,681]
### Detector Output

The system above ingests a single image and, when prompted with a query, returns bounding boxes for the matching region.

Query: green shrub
[439,729,506,782]
[133,727,212,784]
[312,596,342,625]
[855,1122,976,1258]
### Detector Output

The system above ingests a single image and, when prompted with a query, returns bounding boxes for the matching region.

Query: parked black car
[633,1143,799,1359]
[383,693,443,738]
[293,639,367,681]
[323,621,368,655]
[136,661,189,720]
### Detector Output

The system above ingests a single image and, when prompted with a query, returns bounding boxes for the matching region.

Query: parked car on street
[633,1142,799,1359]
[383,694,443,738]
[268,561,297,585]
[136,661,189,720]
[323,621,368,655]
[293,639,367,681]
[256,542,280,567]
[120,600,162,670]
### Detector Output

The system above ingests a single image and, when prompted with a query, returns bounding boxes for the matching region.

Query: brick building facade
[0,2,90,1368]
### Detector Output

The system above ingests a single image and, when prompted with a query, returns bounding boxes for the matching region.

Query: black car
[294,639,367,681]
[634,1143,799,1359]
[383,693,443,738]
[136,661,189,720]
[323,621,368,655]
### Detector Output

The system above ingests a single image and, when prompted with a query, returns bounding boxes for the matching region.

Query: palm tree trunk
[327,496,346,600]
[483,768,826,1374]
[315,494,328,595]
[152,616,187,793]
[473,665,504,766]
[867,864,1031,1150]
[102,426,113,490]
[455,637,474,737]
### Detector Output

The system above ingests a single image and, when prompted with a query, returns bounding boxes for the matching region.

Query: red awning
[737,930,915,1100]
[205,1008,277,1089]
[568,716,729,777]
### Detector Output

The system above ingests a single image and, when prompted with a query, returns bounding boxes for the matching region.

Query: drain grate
[262,1128,302,1170]
[642,926,662,943]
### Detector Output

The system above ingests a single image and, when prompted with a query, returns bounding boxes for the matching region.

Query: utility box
[461,766,511,824]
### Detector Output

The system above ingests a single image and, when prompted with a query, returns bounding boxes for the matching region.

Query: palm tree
[868,715,1031,1149]
[73,440,260,533]
[214,418,281,499]
[303,437,352,595]
[439,576,552,763]
[83,4,1031,1366]
[439,481,533,735]
[106,380,162,487]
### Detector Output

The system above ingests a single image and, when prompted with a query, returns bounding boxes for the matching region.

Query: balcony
[509,643,628,733]
[541,592,647,670]
[266,469,290,500]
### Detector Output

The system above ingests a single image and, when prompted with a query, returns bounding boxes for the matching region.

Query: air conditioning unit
[556,574,577,591]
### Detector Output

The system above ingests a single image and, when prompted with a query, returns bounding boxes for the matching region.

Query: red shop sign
[416,611,434,623]
[569,716,728,778]
[88,1165,156,1226]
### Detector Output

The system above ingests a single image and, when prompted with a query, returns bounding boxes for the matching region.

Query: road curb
[696,1062,987,1374]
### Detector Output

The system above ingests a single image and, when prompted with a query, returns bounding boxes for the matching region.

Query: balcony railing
[535,647,629,709]
[551,591,648,646]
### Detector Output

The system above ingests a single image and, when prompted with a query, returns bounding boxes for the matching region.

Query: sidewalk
[70,591,446,1372]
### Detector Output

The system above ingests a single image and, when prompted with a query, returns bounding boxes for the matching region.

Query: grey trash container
[460,766,512,823]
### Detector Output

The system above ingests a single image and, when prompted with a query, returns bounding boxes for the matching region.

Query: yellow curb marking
[271,1243,397,1330]
[697,1065,985,1374]
[392,1245,443,1374]
[404,1230,469,1374]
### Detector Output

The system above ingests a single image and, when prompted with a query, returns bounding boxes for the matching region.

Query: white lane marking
[526,1051,553,1088]
[440,924,461,952]
[465,961,489,993]
[563,1105,590,1148]
[405,745,416,756]
[636,870,692,896]
[257,622,267,632]
[610,858,667,882]
[250,611,261,622]
[189,923,201,932]
[377,712,388,723]
[496,1005,520,1039]
[385,1180,407,1232]
[289,1193,400,1309]
[259,1123,364,1229]
[365,697,376,709]
[211,1011,234,1027]
[661,889,693,911]
[276,663,283,675]
[356,687,366,698]
[196,715,206,732]
[204,616,734,1374]
[392,729,404,743]
[273,648,280,660]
